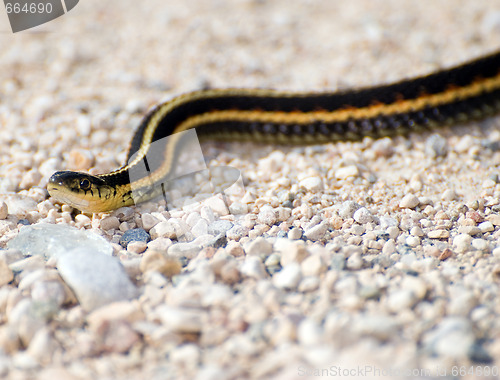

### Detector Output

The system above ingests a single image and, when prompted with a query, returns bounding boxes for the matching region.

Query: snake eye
[80,179,91,191]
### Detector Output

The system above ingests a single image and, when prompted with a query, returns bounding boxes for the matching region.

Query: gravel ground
[1,1,500,379]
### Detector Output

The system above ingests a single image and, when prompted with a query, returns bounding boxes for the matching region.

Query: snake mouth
[47,180,91,212]
[47,172,97,212]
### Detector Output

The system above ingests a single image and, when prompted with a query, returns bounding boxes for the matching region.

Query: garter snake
[48,50,500,213]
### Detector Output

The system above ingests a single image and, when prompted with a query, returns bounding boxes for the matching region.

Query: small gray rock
[119,228,151,248]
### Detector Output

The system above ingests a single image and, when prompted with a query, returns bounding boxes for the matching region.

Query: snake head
[47,171,122,213]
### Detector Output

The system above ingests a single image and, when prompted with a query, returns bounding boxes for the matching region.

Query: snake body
[48,50,500,213]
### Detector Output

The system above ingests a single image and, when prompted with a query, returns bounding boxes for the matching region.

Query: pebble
[119,228,151,248]
[8,298,47,347]
[335,165,359,179]
[399,194,420,209]
[239,256,268,280]
[146,237,173,252]
[453,234,472,253]
[150,220,185,240]
[301,255,326,277]
[257,206,277,226]
[96,319,140,354]
[442,189,458,201]
[204,196,229,216]
[425,134,448,157]
[423,317,474,358]
[410,226,424,237]
[339,201,362,219]
[0,260,14,287]
[382,240,396,255]
[297,319,323,346]
[191,219,209,238]
[126,241,147,254]
[156,305,205,333]
[87,301,145,328]
[170,343,201,369]
[225,241,245,257]
[228,201,248,215]
[7,223,113,259]
[272,262,302,290]
[427,230,450,239]
[244,237,273,257]
[304,221,328,240]
[0,202,8,220]
[208,220,233,235]
[100,216,120,231]
[288,227,303,240]
[168,241,202,259]
[141,213,160,231]
[387,289,418,311]
[297,276,320,292]
[299,176,323,192]
[352,207,373,224]
[278,240,309,266]
[486,214,500,226]
[472,238,489,251]
[226,224,249,241]
[405,236,420,247]
[57,248,138,311]
[478,221,494,233]
[457,226,481,236]
[352,315,398,341]
[27,327,60,364]
[346,250,363,270]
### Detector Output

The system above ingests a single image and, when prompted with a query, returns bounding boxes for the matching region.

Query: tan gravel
[1,0,500,379]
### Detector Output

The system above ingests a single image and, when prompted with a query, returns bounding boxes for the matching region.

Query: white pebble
[240,256,267,279]
[406,236,420,247]
[339,201,362,219]
[382,239,396,255]
[387,289,418,311]
[204,196,229,216]
[299,177,323,192]
[57,248,138,311]
[353,207,373,224]
[335,165,359,179]
[191,219,209,237]
[472,238,489,251]
[141,213,160,231]
[478,221,494,233]
[279,240,309,266]
[301,255,326,276]
[244,237,273,256]
[399,194,420,209]
[228,201,248,215]
[257,205,277,226]
[442,189,458,201]
[156,305,205,333]
[304,222,328,240]
[273,262,302,290]
[288,227,303,240]
[297,318,323,346]
[453,234,472,253]
[410,226,424,237]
